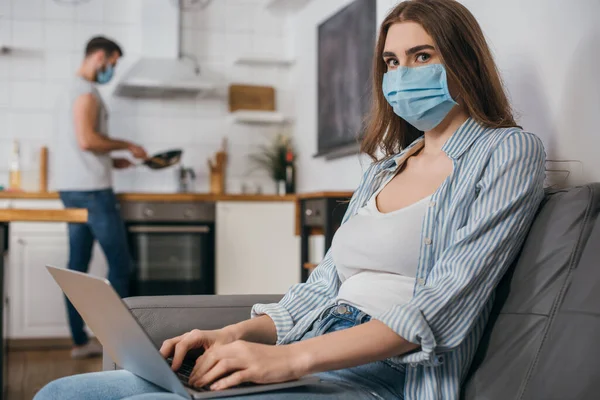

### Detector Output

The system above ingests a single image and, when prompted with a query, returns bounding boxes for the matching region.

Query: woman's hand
[159,328,238,372]
[189,341,308,391]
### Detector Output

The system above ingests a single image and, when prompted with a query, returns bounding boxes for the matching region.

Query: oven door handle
[128,225,211,234]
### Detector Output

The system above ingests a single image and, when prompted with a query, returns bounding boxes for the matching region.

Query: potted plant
[249,134,295,195]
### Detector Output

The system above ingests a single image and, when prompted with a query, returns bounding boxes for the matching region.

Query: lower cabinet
[216,202,300,295]
[7,222,107,339]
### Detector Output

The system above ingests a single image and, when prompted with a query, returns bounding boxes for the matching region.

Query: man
[53,36,147,359]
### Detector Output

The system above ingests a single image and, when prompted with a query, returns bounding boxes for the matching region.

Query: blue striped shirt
[252,118,546,399]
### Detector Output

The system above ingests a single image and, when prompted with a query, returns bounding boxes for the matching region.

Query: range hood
[115,0,215,97]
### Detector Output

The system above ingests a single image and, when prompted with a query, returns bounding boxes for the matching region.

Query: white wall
[0,0,291,193]
[456,0,600,184]
[293,0,600,191]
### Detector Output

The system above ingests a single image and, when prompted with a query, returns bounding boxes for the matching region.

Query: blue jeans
[34,304,405,399]
[59,189,132,346]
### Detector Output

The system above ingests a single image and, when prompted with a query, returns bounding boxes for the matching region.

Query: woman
[35,0,545,399]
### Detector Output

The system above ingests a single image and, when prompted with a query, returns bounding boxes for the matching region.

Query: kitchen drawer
[303,199,327,227]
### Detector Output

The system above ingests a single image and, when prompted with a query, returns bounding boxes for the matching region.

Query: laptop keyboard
[167,357,208,391]
[166,356,258,392]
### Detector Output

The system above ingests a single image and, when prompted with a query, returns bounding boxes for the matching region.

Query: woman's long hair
[361,0,517,160]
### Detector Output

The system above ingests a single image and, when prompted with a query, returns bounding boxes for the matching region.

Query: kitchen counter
[118,193,298,202]
[0,209,88,223]
[0,192,59,200]
[0,191,353,202]
[296,191,354,200]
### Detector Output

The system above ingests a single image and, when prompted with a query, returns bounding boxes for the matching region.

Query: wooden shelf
[0,45,42,56]
[234,56,294,67]
[231,110,291,125]
[266,0,313,15]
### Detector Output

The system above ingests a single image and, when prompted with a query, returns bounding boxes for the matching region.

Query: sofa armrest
[103,294,282,371]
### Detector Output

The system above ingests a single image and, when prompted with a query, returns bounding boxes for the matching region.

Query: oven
[121,201,215,297]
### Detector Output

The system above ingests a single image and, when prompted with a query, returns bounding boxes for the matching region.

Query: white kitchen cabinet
[216,202,300,295]
[7,225,70,338]
[6,208,108,339]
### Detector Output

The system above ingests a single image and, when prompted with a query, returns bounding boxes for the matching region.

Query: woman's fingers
[171,336,195,371]
[191,358,240,388]
[170,330,210,371]
[159,334,183,358]
[190,350,219,384]
[211,370,251,391]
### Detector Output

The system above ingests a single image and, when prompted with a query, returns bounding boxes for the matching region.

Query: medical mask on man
[96,63,114,84]
[382,64,458,132]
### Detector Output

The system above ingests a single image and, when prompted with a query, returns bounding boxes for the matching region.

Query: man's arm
[73,93,144,157]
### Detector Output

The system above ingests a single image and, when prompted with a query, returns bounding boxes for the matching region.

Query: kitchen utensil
[208,139,228,194]
[39,146,48,192]
[138,149,183,170]
[228,84,275,112]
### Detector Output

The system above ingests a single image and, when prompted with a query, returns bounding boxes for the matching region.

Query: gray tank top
[52,76,112,191]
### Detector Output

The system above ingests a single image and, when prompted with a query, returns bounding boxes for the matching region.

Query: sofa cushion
[463,184,600,400]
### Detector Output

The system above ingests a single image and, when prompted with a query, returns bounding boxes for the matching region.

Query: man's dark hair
[85,36,123,57]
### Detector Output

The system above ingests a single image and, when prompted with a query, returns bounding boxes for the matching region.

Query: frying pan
[138,149,183,170]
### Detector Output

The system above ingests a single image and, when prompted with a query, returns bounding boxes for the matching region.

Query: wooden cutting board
[228,84,276,112]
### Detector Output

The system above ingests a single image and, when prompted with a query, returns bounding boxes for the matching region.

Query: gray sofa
[104,185,600,399]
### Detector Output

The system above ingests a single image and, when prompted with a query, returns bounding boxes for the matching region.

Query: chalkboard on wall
[316,0,376,159]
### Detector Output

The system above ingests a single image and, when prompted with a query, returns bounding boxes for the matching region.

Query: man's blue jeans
[59,189,132,346]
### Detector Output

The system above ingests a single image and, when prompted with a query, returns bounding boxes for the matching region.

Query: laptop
[46,266,320,399]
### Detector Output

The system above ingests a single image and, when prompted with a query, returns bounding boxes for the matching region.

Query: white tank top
[52,76,112,191]
[331,185,430,318]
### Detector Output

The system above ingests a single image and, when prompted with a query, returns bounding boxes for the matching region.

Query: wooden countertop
[0,191,353,202]
[0,192,60,199]
[117,193,298,202]
[0,209,87,223]
[295,191,353,200]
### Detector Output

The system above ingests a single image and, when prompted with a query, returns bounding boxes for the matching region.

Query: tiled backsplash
[0,0,294,193]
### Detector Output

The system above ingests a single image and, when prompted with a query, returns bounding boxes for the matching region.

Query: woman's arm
[190,320,418,390]
[223,315,278,345]
[291,319,418,374]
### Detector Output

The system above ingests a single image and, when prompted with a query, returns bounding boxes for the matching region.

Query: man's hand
[188,341,308,391]
[159,328,238,372]
[127,143,148,159]
[112,158,133,169]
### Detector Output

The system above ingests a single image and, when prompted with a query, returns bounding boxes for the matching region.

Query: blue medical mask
[96,64,114,84]
[382,64,458,132]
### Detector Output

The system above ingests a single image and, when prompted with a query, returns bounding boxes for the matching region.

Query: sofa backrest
[462,184,600,399]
